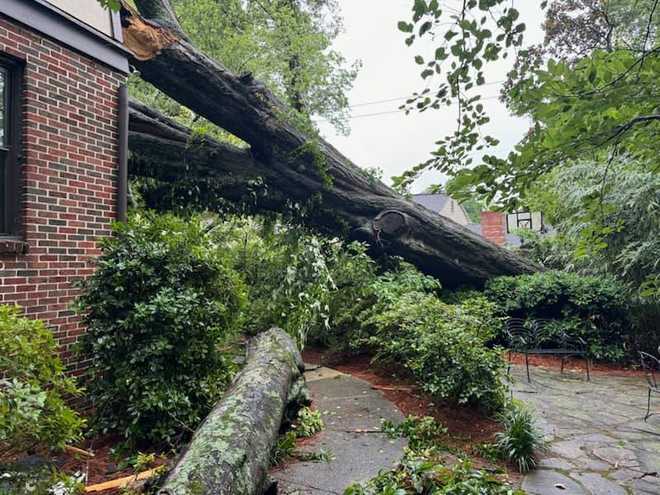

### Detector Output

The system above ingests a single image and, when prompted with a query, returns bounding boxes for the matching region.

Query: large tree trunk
[122,0,538,288]
[158,328,308,495]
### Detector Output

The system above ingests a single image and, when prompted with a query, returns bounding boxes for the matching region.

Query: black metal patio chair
[504,317,527,376]
[640,350,659,421]
[504,317,591,383]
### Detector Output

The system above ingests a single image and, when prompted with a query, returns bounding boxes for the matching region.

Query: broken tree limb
[158,328,308,495]
[123,0,539,287]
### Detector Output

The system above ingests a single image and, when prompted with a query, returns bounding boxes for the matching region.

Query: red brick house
[0,0,129,373]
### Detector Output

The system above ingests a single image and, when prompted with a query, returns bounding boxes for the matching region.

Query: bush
[495,401,546,473]
[361,289,507,412]
[382,416,447,451]
[0,467,85,495]
[485,271,630,361]
[345,454,523,495]
[77,213,246,445]
[218,217,339,348]
[0,305,84,452]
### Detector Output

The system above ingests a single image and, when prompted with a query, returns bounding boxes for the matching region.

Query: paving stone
[522,469,586,495]
[632,476,660,494]
[572,457,612,471]
[551,439,586,459]
[571,472,626,495]
[633,476,660,495]
[591,446,639,469]
[537,457,575,470]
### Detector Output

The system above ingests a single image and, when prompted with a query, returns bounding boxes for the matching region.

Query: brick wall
[0,16,125,374]
[480,211,506,246]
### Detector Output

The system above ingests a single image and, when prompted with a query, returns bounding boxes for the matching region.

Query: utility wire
[348,79,506,109]
[317,94,501,122]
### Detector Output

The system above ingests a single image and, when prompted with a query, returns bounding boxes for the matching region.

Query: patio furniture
[504,317,591,383]
[639,350,659,421]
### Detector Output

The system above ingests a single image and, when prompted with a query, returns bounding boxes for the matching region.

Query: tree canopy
[397,0,659,208]
[128,0,359,137]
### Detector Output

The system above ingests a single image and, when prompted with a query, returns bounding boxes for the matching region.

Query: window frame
[507,211,533,233]
[0,53,24,238]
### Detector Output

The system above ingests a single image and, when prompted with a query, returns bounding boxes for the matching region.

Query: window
[0,55,22,237]
[507,211,533,233]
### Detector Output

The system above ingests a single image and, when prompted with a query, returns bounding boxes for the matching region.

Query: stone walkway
[270,366,406,494]
[511,365,659,495]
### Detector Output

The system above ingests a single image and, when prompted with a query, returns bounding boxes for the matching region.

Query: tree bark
[122,0,539,288]
[158,328,308,495]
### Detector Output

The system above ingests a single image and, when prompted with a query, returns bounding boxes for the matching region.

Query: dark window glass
[0,56,21,237]
[0,66,8,234]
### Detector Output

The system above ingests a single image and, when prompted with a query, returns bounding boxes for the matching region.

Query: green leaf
[398,21,414,33]
[419,21,433,36]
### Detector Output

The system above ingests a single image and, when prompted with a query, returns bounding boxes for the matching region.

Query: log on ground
[158,328,308,495]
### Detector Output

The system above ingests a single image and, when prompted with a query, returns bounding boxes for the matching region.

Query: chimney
[480,211,506,246]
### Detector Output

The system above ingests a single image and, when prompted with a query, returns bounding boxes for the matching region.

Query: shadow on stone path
[510,365,659,495]
[270,366,406,494]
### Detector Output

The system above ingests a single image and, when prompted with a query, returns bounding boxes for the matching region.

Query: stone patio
[510,364,659,495]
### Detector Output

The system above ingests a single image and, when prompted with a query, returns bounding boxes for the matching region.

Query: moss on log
[158,328,307,495]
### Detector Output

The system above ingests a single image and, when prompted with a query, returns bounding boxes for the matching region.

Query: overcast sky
[314,0,546,193]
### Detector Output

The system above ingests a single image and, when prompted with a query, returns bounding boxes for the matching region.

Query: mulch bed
[0,436,168,494]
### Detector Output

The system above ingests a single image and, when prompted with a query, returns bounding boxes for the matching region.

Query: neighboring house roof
[412,193,450,213]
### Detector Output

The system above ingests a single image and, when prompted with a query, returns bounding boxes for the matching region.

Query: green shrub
[344,454,523,495]
[495,401,546,473]
[0,467,85,495]
[218,217,339,348]
[486,271,630,360]
[317,242,378,348]
[0,305,84,452]
[77,213,246,445]
[382,416,447,451]
[362,291,507,412]
[292,406,324,438]
[331,261,442,354]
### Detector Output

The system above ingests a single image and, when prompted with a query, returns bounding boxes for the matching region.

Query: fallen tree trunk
[158,328,308,495]
[122,0,539,287]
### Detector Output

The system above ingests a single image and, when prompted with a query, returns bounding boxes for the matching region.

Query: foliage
[524,159,660,299]
[77,213,246,445]
[317,242,378,347]
[292,407,324,438]
[382,416,447,452]
[495,401,546,473]
[360,289,507,412]
[271,407,327,465]
[485,270,630,360]
[214,217,340,347]
[0,306,84,452]
[344,453,523,495]
[492,49,660,205]
[0,468,85,495]
[129,0,359,137]
[96,0,121,11]
[398,1,658,209]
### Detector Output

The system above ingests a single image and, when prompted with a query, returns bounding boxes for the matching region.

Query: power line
[348,80,506,109]
[316,94,501,122]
